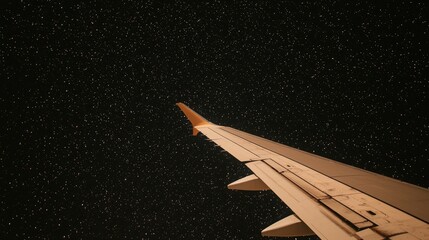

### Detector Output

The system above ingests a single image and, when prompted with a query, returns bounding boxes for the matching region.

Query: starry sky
[1,1,428,239]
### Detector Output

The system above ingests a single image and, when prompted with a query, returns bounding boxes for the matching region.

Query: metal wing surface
[176,103,429,240]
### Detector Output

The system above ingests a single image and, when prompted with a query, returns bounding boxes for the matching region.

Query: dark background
[1,1,428,239]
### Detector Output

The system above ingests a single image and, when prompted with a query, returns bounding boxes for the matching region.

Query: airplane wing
[176,103,429,240]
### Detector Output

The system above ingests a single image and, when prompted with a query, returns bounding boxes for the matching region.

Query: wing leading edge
[176,103,429,240]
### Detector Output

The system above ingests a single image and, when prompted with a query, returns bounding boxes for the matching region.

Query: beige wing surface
[177,103,429,240]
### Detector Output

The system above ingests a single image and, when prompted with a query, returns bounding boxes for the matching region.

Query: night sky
[1,1,428,239]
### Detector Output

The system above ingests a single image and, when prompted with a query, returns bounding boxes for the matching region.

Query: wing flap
[246,161,355,240]
[320,198,374,229]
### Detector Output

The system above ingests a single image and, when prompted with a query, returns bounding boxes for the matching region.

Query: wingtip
[176,102,212,135]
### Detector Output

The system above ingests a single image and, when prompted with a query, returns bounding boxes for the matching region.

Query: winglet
[176,102,212,136]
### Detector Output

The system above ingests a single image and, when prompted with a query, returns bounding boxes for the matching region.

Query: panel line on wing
[204,126,274,161]
[205,127,259,155]
[196,126,265,162]
[261,158,376,232]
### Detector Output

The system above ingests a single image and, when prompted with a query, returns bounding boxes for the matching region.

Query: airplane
[176,102,429,240]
